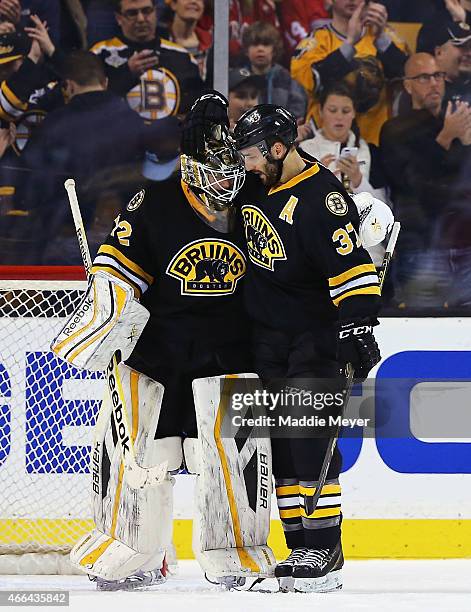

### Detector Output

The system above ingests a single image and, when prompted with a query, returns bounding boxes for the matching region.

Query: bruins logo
[167,239,246,295]
[326,192,348,216]
[241,205,287,271]
[127,189,145,211]
[127,67,180,121]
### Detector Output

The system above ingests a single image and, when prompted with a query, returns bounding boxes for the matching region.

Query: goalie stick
[64,178,167,489]
[308,221,401,516]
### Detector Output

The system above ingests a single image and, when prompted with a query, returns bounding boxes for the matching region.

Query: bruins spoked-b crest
[325,192,348,216]
[167,239,246,295]
[241,205,286,271]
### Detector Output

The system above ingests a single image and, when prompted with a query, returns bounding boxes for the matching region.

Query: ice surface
[1,560,471,612]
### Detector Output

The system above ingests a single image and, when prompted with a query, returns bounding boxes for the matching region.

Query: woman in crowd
[301,82,390,265]
[301,81,388,201]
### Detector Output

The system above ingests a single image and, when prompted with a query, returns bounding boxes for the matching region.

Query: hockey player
[231,104,382,592]
[181,94,391,593]
[51,93,275,590]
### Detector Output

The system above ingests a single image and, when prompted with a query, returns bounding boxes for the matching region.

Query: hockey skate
[92,564,167,591]
[275,547,308,592]
[291,541,343,593]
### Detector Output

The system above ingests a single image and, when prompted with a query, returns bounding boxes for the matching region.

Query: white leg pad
[70,364,182,579]
[190,374,276,578]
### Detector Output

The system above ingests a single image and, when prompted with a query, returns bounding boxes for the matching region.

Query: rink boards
[1,317,471,558]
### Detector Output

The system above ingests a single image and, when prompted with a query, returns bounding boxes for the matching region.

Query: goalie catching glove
[181,90,230,159]
[337,318,381,382]
[51,271,150,371]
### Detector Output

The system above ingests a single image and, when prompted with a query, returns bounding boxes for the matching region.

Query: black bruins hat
[0,32,31,65]
[417,20,471,54]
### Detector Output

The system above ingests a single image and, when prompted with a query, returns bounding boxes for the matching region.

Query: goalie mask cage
[0,266,102,574]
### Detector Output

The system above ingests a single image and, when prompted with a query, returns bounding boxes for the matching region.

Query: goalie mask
[180,124,246,233]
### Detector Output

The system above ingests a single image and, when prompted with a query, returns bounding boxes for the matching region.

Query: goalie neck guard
[180,124,245,233]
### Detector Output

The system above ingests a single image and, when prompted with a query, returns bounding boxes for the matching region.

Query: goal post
[0,265,102,574]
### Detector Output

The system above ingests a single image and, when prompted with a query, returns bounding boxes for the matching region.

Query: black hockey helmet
[233,104,298,154]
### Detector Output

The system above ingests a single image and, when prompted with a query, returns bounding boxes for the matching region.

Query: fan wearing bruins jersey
[90,0,204,121]
[290,0,407,144]
[230,104,381,592]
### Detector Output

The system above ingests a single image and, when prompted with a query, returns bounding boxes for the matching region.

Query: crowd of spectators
[0,0,471,313]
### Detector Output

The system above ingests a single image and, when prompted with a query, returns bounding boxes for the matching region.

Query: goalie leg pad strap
[191,374,276,578]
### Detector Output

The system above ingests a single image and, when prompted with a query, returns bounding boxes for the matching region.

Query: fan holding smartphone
[301,81,388,201]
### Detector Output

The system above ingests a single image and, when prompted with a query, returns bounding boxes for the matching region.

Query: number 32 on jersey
[332,222,361,255]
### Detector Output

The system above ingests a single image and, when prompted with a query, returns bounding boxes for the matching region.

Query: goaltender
[51,93,275,590]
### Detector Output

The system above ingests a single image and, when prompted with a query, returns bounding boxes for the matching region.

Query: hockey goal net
[0,266,103,574]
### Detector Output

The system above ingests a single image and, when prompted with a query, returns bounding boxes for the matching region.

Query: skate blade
[278,576,295,592]
[294,569,342,593]
[96,575,166,592]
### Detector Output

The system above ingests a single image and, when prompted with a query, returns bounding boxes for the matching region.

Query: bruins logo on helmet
[127,67,180,121]
[167,239,246,295]
[241,205,287,271]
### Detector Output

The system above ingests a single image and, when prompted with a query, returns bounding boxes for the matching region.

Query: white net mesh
[0,274,105,573]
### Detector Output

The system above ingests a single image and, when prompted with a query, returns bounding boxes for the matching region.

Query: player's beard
[261,159,281,187]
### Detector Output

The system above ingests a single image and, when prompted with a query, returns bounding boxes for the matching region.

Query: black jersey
[239,154,381,333]
[90,36,204,121]
[91,177,248,349]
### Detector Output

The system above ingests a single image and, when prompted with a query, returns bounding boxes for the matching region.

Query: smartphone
[340,147,358,159]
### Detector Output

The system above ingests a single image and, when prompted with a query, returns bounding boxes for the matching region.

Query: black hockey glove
[337,318,381,382]
[180,91,230,159]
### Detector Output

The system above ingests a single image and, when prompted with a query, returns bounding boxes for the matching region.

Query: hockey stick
[64,178,167,489]
[307,221,401,515]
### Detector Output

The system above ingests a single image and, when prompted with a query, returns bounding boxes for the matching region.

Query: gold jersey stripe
[97,244,154,284]
[301,506,341,519]
[299,484,341,496]
[333,285,381,306]
[276,484,300,496]
[329,264,377,287]
[90,37,127,52]
[90,265,141,299]
[2,82,27,110]
[279,508,301,519]
[268,163,320,196]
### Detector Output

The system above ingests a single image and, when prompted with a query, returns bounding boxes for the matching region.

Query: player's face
[170,0,204,21]
[239,145,279,186]
[320,94,355,142]
[229,86,260,126]
[116,0,157,42]
[248,43,274,72]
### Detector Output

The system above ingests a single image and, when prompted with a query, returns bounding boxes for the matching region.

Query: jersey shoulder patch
[325,191,348,216]
[127,189,146,212]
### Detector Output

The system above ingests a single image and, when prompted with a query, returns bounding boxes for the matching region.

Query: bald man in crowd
[380,53,471,308]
